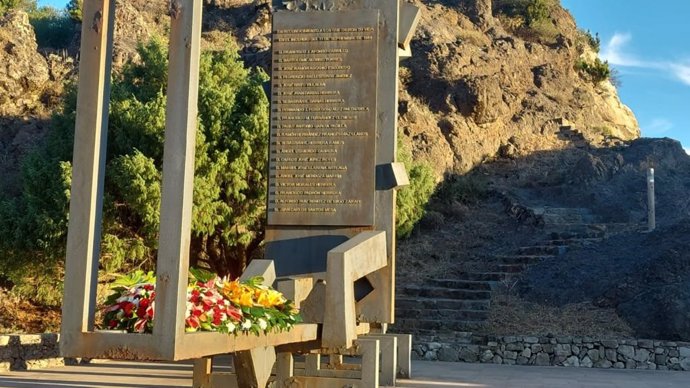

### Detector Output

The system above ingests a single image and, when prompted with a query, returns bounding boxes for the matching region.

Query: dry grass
[457,29,491,47]
[486,293,635,337]
[0,289,61,334]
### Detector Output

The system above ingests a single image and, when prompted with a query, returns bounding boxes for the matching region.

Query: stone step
[462,262,527,273]
[548,237,604,246]
[443,259,527,274]
[517,245,566,256]
[543,214,586,224]
[428,279,492,290]
[496,263,527,273]
[394,319,488,332]
[541,207,592,215]
[400,286,491,300]
[395,308,489,321]
[396,297,491,311]
[455,272,513,282]
[395,295,491,310]
[601,222,646,234]
[536,207,597,225]
[545,222,643,236]
[490,255,551,265]
[392,324,489,336]
[547,228,607,239]
[409,331,477,344]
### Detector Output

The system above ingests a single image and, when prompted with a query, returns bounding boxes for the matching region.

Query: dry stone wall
[0,334,85,372]
[413,333,690,371]
[3,332,689,372]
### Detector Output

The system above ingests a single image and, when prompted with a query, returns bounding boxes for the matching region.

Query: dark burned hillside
[397,137,690,341]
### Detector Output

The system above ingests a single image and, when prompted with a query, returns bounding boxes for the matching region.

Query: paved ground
[396,361,690,388]
[0,360,688,388]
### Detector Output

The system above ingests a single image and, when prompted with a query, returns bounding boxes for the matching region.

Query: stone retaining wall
[4,332,689,372]
[413,333,690,371]
[0,333,78,372]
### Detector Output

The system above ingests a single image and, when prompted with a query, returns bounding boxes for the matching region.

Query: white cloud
[685,147,690,155]
[644,118,674,135]
[601,33,690,86]
[669,63,690,86]
[601,33,645,67]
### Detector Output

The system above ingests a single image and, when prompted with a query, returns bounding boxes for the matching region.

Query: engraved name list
[267,10,380,226]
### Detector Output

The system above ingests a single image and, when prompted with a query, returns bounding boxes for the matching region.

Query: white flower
[226,322,236,333]
[258,318,268,331]
[242,319,252,330]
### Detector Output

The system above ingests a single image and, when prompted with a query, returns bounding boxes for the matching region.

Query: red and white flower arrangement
[102,268,301,335]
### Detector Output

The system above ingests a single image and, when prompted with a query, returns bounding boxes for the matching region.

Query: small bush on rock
[575,58,612,84]
[494,0,559,43]
[396,142,436,239]
[0,0,22,14]
[577,29,600,53]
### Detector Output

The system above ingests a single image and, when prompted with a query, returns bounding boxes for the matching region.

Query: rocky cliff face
[191,0,641,175]
[399,0,639,174]
[0,0,640,181]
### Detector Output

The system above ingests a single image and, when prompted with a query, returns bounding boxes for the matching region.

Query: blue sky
[37,0,66,8]
[38,0,69,8]
[40,1,690,148]
[561,0,690,149]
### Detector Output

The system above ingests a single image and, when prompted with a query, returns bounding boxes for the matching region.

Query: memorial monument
[60,0,419,386]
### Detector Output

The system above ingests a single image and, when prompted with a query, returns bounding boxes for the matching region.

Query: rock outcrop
[0,11,74,196]
[399,0,639,174]
[0,11,50,117]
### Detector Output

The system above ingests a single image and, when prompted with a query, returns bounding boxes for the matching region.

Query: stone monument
[60,0,419,387]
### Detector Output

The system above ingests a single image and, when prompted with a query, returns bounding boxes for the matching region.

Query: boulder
[437,347,459,362]
[535,352,550,366]
[0,11,50,116]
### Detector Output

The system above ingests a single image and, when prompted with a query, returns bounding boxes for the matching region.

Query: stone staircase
[394,207,641,336]
[395,279,492,333]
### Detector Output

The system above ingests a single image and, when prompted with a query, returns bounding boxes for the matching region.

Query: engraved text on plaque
[268,10,379,226]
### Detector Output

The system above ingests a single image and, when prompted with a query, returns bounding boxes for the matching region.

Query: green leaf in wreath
[243,276,265,287]
[189,267,217,283]
[250,307,266,317]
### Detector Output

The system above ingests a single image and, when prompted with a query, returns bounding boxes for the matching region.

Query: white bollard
[647,168,655,232]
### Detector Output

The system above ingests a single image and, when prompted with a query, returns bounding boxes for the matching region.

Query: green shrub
[28,6,75,50]
[1,0,46,14]
[66,0,81,22]
[494,0,558,42]
[396,142,436,239]
[593,126,615,138]
[525,0,550,26]
[0,38,270,303]
[434,174,489,206]
[523,17,558,42]
[575,58,612,84]
[0,0,22,14]
[578,29,600,53]
[495,0,555,25]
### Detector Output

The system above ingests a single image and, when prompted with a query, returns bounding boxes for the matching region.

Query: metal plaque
[267,9,379,226]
